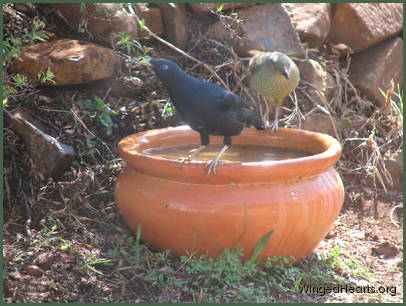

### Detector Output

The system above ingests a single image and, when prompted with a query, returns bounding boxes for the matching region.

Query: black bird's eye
[161,64,169,70]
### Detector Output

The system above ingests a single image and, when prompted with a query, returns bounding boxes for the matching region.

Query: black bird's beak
[139,59,153,67]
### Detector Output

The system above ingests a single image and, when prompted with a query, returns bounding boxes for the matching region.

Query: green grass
[94,233,357,302]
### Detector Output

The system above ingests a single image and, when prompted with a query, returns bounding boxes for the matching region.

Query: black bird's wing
[214,90,249,111]
[212,87,264,131]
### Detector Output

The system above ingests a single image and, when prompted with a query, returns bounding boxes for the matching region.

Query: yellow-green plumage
[249,51,300,130]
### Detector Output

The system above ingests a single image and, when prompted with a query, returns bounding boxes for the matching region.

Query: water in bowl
[142,144,311,163]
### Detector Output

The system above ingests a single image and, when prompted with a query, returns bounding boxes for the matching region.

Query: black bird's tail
[238,109,265,130]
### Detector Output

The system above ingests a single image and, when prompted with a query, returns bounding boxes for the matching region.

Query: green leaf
[108,109,118,115]
[139,18,146,30]
[60,244,73,252]
[94,96,105,110]
[247,230,274,264]
[86,138,97,148]
[216,4,224,13]
[99,112,112,128]
[87,259,112,265]
[3,98,8,105]
[83,99,95,110]
[32,32,49,42]
[342,118,352,129]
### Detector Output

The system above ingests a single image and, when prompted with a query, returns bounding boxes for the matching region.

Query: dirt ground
[2,4,403,303]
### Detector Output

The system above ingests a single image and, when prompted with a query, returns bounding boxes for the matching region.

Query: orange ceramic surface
[115,126,344,261]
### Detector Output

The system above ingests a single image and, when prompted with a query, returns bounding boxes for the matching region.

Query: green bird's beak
[139,59,152,67]
[282,67,290,79]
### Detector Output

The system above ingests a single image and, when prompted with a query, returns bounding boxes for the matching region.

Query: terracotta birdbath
[115,126,344,262]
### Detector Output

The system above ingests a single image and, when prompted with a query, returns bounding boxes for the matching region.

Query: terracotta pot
[115,126,344,261]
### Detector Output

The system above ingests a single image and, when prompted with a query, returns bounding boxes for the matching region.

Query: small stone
[35,253,55,270]
[26,265,44,277]
[371,241,399,259]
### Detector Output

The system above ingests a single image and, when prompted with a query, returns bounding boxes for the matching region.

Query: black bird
[140,58,264,175]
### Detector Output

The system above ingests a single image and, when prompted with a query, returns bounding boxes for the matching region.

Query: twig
[130,3,230,91]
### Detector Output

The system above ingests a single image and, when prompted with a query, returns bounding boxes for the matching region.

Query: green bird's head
[249,51,296,80]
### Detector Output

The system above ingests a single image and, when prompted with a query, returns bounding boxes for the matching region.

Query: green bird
[248,50,300,131]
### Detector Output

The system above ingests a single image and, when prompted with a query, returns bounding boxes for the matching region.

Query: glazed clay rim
[118,126,342,185]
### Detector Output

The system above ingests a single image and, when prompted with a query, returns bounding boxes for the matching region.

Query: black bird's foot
[205,145,229,175]
[178,145,206,166]
[178,156,192,166]
[206,158,222,175]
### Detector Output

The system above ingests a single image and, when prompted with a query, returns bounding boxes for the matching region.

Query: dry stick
[207,38,260,109]
[301,80,341,142]
[131,4,231,91]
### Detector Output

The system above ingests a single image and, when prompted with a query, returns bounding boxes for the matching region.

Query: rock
[14,3,36,16]
[301,112,340,138]
[156,3,189,48]
[383,150,403,190]
[35,253,55,270]
[349,37,403,106]
[283,3,332,47]
[371,241,399,259]
[40,3,163,45]
[189,3,255,14]
[11,39,121,86]
[137,4,165,39]
[208,3,305,57]
[6,108,75,180]
[329,43,354,58]
[325,71,341,106]
[26,265,44,277]
[110,76,145,98]
[328,3,403,54]
[298,59,329,104]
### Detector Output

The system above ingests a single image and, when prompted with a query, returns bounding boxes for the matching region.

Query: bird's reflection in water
[143,144,311,163]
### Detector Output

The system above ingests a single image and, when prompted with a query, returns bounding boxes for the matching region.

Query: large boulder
[349,37,403,106]
[208,3,304,57]
[301,112,340,138]
[6,108,75,180]
[298,59,331,105]
[189,3,255,14]
[11,39,121,86]
[284,3,332,47]
[156,3,189,48]
[328,3,403,54]
[39,3,164,45]
[383,150,403,191]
